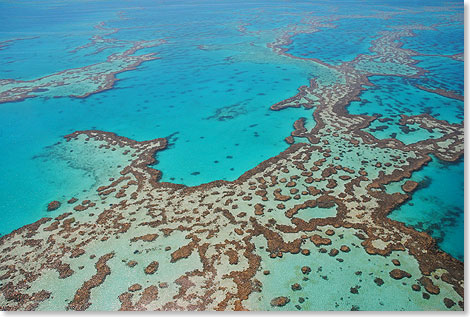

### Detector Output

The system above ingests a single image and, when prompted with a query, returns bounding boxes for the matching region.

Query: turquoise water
[411,55,464,96]
[248,228,459,310]
[285,17,384,64]
[0,0,320,235]
[0,0,464,267]
[388,157,464,261]
[348,73,464,258]
[401,24,464,56]
[348,75,463,143]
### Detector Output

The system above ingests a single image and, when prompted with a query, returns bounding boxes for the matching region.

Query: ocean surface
[0,0,464,302]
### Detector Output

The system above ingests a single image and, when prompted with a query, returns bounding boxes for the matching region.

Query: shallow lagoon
[388,157,464,261]
[348,74,463,260]
[348,75,463,143]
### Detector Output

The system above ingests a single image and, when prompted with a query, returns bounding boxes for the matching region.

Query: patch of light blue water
[0,1,125,80]
[248,227,460,311]
[0,36,120,81]
[0,0,334,235]
[294,205,337,222]
[388,157,463,261]
[0,41,317,235]
[348,75,463,143]
[94,56,317,185]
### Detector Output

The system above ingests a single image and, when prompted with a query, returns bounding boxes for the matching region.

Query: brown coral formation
[47,201,61,211]
[310,234,331,247]
[68,253,114,310]
[420,277,440,295]
[389,269,412,280]
[401,180,419,193]
[130,234,159,242]
[270,296,290,307]
[301,266,311,275]
[144,261,159,275]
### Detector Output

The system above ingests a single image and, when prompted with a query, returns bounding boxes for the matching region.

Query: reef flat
[0,0,463,312]
[0,32,166,103]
